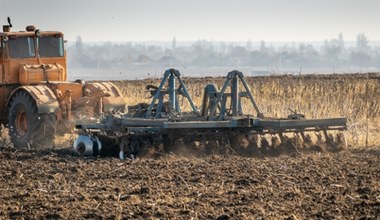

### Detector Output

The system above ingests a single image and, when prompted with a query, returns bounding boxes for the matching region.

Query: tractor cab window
[8,36,36,58]
[38,35,64,57]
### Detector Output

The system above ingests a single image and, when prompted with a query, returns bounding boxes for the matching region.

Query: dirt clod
[0,146,379,219]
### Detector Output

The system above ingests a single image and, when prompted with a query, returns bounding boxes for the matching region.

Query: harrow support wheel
[8,91,56,149]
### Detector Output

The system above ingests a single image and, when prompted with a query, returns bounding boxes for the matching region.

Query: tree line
[67,33,380,73]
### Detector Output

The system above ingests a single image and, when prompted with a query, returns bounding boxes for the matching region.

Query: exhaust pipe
[3,17,12,32]
[3,25,10,32]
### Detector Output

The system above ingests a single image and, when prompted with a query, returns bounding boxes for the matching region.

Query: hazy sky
[1,0,379,42]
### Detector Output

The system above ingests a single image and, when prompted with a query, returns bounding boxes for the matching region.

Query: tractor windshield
[8,36,36,58]
[38,35,64,57]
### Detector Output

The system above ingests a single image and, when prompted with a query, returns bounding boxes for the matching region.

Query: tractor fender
[8,85,60,114]
[84,82,126,112]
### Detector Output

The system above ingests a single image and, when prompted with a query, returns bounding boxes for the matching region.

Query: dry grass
[0,73,377,149]
[114,73,380,148]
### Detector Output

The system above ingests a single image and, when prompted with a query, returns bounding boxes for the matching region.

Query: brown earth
[0,146,379,219]
[0,73,379,219]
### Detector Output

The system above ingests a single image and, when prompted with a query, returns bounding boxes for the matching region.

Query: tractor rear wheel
[8,91,57,149]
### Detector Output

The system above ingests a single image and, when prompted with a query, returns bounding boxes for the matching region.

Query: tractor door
[0,36,8,122]
[0,36,4,83]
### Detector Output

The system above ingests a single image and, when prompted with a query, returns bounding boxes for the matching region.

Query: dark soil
[0,146,379,219]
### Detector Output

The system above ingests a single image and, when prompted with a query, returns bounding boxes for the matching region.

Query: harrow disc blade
[227,134,255,156]
[335,132,348,150]
[300,133,314,149]
[260,135,271,151]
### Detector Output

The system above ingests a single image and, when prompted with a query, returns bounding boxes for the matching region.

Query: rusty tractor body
[0,19,125,148]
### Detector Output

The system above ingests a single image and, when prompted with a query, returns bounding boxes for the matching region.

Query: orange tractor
[0,18,126,148]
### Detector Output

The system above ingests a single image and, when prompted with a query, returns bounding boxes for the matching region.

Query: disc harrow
[74,69,347,159]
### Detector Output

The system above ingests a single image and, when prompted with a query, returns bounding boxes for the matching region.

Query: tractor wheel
[8,91,57,149]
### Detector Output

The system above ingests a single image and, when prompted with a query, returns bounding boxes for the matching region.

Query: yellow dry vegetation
[114,73,380,147]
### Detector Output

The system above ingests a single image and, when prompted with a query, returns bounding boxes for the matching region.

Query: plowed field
[1,72,380,219]
[0,147,379,219]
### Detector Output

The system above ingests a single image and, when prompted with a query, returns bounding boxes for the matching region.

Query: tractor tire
[8,91,57,149]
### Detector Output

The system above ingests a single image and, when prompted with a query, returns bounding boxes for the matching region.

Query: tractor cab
[0,23,67,84]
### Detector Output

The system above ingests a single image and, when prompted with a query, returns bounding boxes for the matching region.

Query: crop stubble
[0,73,379,219]
[0,147,379,219]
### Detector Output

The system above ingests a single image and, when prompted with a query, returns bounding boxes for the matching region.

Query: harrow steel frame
[74,69,347,158]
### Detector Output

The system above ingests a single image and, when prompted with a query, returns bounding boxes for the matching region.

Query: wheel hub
[16,110,28,136]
